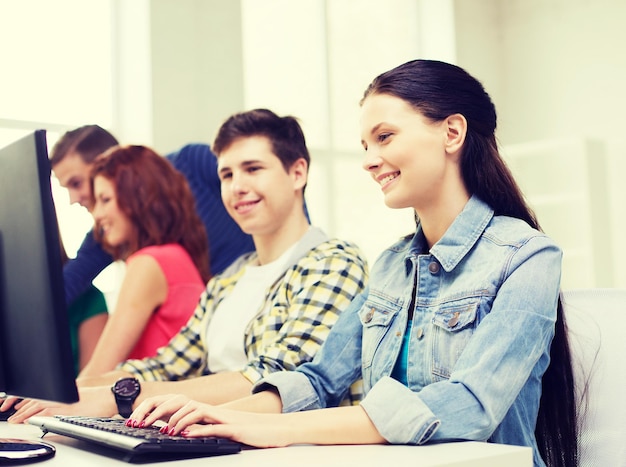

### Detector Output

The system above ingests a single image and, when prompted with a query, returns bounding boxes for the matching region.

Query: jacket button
[364,308,375,323]
[447,312,460,327]
[428,262,440,274]
[415,327,424,339]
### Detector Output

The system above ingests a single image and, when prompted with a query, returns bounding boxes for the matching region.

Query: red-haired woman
[77,145,210,378]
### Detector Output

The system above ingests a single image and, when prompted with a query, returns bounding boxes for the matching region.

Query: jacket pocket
[430,299,479,381]
[359,294,402,372]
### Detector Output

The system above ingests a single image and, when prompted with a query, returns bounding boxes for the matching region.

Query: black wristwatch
[111,377,141,418]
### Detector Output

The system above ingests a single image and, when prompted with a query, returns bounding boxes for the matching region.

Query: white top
[206,243,297,372]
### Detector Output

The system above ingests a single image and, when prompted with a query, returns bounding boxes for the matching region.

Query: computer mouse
[0,438,56,462]
[0,407,18,422]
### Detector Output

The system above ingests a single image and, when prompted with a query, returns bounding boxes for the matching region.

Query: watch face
[114,378,140,397]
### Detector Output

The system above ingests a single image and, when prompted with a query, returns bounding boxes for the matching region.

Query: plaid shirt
[119,228,368,404]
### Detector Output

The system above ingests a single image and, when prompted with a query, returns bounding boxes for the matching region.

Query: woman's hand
[126,393,191,427]
[128,394,294,448]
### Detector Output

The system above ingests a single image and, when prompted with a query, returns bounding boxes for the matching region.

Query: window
[0,0,114,256]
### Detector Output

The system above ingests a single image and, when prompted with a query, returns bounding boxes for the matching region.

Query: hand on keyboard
[28,415,242,461]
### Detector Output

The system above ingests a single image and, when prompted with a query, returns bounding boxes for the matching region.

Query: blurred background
[1,0,624,292]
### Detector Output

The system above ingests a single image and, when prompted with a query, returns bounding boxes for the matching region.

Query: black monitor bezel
[0,129,79,403]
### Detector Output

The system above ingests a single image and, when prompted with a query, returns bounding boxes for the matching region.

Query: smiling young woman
[77,145,210,377]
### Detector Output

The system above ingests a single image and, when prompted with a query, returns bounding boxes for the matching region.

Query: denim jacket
[254,196,561,467]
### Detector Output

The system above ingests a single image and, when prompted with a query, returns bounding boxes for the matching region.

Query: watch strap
[115,399,134,418]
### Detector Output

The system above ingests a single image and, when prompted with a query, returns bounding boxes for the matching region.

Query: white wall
[455,0,626,287]
[112,0,245,153]
[128,0,625,287]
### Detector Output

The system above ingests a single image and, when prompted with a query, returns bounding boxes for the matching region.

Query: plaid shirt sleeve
[240,239,368,398]
[118,287,216,381]
[117,238,368,406]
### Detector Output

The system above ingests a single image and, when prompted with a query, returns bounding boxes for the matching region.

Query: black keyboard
[28,415,241,462]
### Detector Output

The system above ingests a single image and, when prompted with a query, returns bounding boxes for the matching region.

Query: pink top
[126,244,205,360]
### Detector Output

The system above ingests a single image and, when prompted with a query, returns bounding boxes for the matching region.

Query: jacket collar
[409,195,494,272]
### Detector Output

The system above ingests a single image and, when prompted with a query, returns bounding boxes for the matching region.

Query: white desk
[1,422,532,466]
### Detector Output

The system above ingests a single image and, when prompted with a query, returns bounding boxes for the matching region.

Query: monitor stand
[0,438,56,464]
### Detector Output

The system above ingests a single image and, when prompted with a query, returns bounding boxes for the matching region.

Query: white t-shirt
[205,244,297,372]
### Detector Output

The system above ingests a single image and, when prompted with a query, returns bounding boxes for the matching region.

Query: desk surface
[1,421,532,467]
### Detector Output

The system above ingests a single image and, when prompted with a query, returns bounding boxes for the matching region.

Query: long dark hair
[362,59,578,467]
[90,145,211,283]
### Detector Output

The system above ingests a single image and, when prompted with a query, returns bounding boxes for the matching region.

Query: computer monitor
[0,130,79,404]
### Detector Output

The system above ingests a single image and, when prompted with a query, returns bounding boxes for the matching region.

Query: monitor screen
[0,130,78,403]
